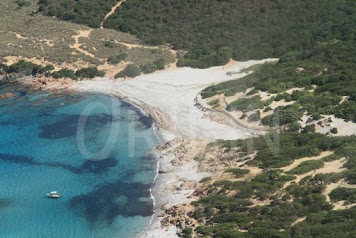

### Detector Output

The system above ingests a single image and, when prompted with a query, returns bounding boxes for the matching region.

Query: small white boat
[46,191,61,198]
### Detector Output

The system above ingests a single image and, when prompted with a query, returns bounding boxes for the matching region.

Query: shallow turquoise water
[0,87,158,238]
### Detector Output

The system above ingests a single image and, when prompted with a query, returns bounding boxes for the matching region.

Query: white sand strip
[73,59,277,141]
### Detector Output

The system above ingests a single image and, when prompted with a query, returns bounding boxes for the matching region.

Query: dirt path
[283,157,347,189]
[70,30,95,58]
[99,0,179,60]
[280,151,334,172]
[100,0,127,29]
[323,179,356,202]
[291,217,306,227]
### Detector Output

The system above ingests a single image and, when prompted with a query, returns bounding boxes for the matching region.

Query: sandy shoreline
[69,59,277,237]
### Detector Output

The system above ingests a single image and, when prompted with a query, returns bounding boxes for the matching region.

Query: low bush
[208,99,220,106]
[200,177,212,183]
[329,187,356,203]
[107,52,128,65]
[7,60,40,75]
[225,168,250,178]
[227,96,268,112]
[247,112,261,122]
[287,160,324,175]
[115,64,141,78]
[52,68,77,80]
[330,128,338,134]
[75,67,105,78]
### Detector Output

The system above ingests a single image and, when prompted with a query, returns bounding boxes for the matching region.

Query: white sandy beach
[71,59,277,237]
[73,59,276,140]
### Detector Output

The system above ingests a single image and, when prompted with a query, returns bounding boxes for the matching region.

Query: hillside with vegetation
[0,0,175,80]
[38,0,355,68]
[2,1,356,238]
[166,133,356,238]
[200,38,356,133]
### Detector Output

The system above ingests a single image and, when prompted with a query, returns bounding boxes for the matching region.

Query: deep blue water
[0,86,158,238]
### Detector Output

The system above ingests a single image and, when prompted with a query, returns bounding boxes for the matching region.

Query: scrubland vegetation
[3,1,356,237]
[188,133,356,237]
[0,0,174,75]
[38,0,356,68]
[37,0,119,28]
[202,38,356,128]
[1,60,104,80]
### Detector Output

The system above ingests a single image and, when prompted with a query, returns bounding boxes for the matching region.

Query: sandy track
[281,151,334,172]
[283,157,348,189]
[70,30,95,58]
[100,0,127,29]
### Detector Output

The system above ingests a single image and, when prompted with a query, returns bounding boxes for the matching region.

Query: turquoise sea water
[0,86,158,238]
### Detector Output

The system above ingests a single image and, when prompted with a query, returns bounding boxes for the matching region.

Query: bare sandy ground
[70,59,276,237]
[73,59,277,141]
[315,115,356,136]
[70,30,95,58]
[280,151,334,172]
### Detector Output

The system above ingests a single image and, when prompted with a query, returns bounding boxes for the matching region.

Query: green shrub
[321,154,342,162]
[181,227,192,238]
[107,52,128,65]
[153,58,165,70]
[225,168,249,178]
[115,64,141,78]
[247,88,259,96]
[52,69,77,80]
[263,106,272,112]
[37,65,55,74]
[200,177,212,183]
[329,187,356,203]
[140,58,166,74]
[247,112,261,122]
[287,121,301,132]
[15,0,31,8]
[261,104,304,127]
[103,41,115,48]
[330,128,338,134]
[287,160,324,175]
[38,0,119,28]
[7,60,40,75]
[227,96,268,112]
[208,99,220,106]
[303,124,316,133]
[75,67,105,78]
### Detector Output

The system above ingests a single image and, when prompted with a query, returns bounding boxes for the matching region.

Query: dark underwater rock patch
[68,181,153,224]
[0,153,118,175]
[18,91,27,97]
[80,157,118,174]
[120,100,153,128]
[0,199,11,209]
[0,153,39,165]
[138,115,153,128]
[120,100,143,115]
[39,113,115,139]
[43,158,119,174]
